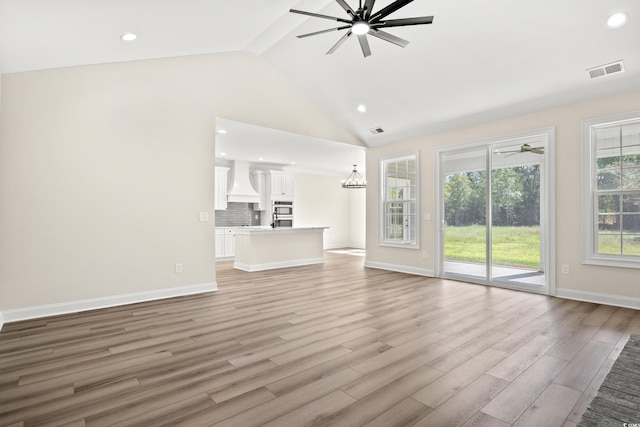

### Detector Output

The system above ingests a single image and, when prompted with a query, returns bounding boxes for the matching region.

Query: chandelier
[342,165,366,189]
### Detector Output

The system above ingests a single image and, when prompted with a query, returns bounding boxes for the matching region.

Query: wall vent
[587,60,625,79]
[369,126,385,135]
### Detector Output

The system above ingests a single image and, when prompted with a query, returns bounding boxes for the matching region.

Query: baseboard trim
[0,282,217,328]
[325,244,365,250]
[234,258,324,272]
[0,311,3,332]
[364,260,434,277]
[555,288,640,310]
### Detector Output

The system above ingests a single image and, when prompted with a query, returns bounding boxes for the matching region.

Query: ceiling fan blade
[370,0,414,23]
[496,145,545,156]
[363,0,376,19]
[297,25,351,38]
[290,9,352,24]
[357,34,372,57]
[335,0,356,17]
[327,31,353,54]
[369,29,409,47]
[372,16,434,28]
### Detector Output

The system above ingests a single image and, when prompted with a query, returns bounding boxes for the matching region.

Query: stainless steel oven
[272,201,293,216]
[271,201,293,228]
[274,218,293,227]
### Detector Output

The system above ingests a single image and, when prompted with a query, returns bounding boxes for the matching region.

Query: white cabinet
[215,229,226,258]
[268,171,295,201]
[215,227,236,259]
[215,167,229,211]
[224,230,235,257]
[252,171,267,211]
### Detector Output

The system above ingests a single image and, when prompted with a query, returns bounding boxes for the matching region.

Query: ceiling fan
[290,0,434,58]
[495,144,545,156]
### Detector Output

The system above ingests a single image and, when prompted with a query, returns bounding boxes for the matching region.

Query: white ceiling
[1,0,639,151]
[215,118,366,177]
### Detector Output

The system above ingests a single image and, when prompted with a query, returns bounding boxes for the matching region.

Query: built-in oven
[272,201,293,216]
[271,201,293,228]
[274,218,293,227]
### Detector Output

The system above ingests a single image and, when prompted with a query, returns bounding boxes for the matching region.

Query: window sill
[582,255,640,270]
[379,241,419,249]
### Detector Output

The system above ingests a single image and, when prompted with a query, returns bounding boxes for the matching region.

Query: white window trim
[379,152,420,249]
[581,110,640,269]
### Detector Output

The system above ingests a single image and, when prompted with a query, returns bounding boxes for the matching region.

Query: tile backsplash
[215,202,262,226]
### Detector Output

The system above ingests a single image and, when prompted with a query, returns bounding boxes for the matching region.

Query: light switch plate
[199,212,209,222]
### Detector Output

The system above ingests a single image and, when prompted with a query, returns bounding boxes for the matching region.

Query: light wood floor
[1,251,638,426]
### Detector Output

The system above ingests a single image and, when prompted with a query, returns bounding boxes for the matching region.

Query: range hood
[227,160,260,203]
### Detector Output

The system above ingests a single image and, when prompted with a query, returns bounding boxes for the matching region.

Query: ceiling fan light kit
[290,0,434,57]
[352,21,370,35]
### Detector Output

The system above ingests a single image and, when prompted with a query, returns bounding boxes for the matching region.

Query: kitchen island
[232,227,328,272]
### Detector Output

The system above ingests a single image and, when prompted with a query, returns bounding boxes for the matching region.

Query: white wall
[365,89,640,306]
[294,173,365,249]
[0,51,361,323]
[348,183,366,249]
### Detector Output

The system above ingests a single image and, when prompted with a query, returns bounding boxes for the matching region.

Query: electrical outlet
[255,214,258,219]
[424,213,431,221]
[422,250,428,259]
[561,264,570,274]
[175,263,183,273]
[199,212,209,222]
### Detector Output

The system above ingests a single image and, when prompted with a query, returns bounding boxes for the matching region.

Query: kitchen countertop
[232,226,328,234]
[215,226,266,229]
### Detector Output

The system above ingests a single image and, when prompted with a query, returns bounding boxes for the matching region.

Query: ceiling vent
[587,60,625,79]
[369,127,385,135]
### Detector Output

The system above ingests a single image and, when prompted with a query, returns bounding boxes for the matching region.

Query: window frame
[581,110,640,269]
[379,152,420,248]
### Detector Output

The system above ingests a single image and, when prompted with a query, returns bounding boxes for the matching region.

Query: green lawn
[598,234,640,256]
[444,225,540,269]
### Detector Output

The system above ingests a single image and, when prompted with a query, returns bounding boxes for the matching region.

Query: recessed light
[220,152,227,156]
[216,129,227,134]
[357,104,367,113]
[606,12,628,28]
[120,33,137,41]
[290,161,297,165]
[258,157,264,161]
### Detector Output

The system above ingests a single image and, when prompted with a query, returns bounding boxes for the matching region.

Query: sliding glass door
[438,132,552,294]
[490,141,545,287]
[442,148,488,281]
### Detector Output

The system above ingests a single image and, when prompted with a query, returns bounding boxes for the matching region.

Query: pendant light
[342,165,366,189]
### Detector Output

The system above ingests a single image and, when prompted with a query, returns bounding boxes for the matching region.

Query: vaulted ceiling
[1,0,639,147]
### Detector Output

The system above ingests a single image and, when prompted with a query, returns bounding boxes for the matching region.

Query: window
[380,153,419,247]
[582,111,640,268]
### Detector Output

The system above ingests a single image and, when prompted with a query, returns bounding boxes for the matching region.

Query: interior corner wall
[0,51,360,324]
[294,173,365,249]
[365,89,640,304]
